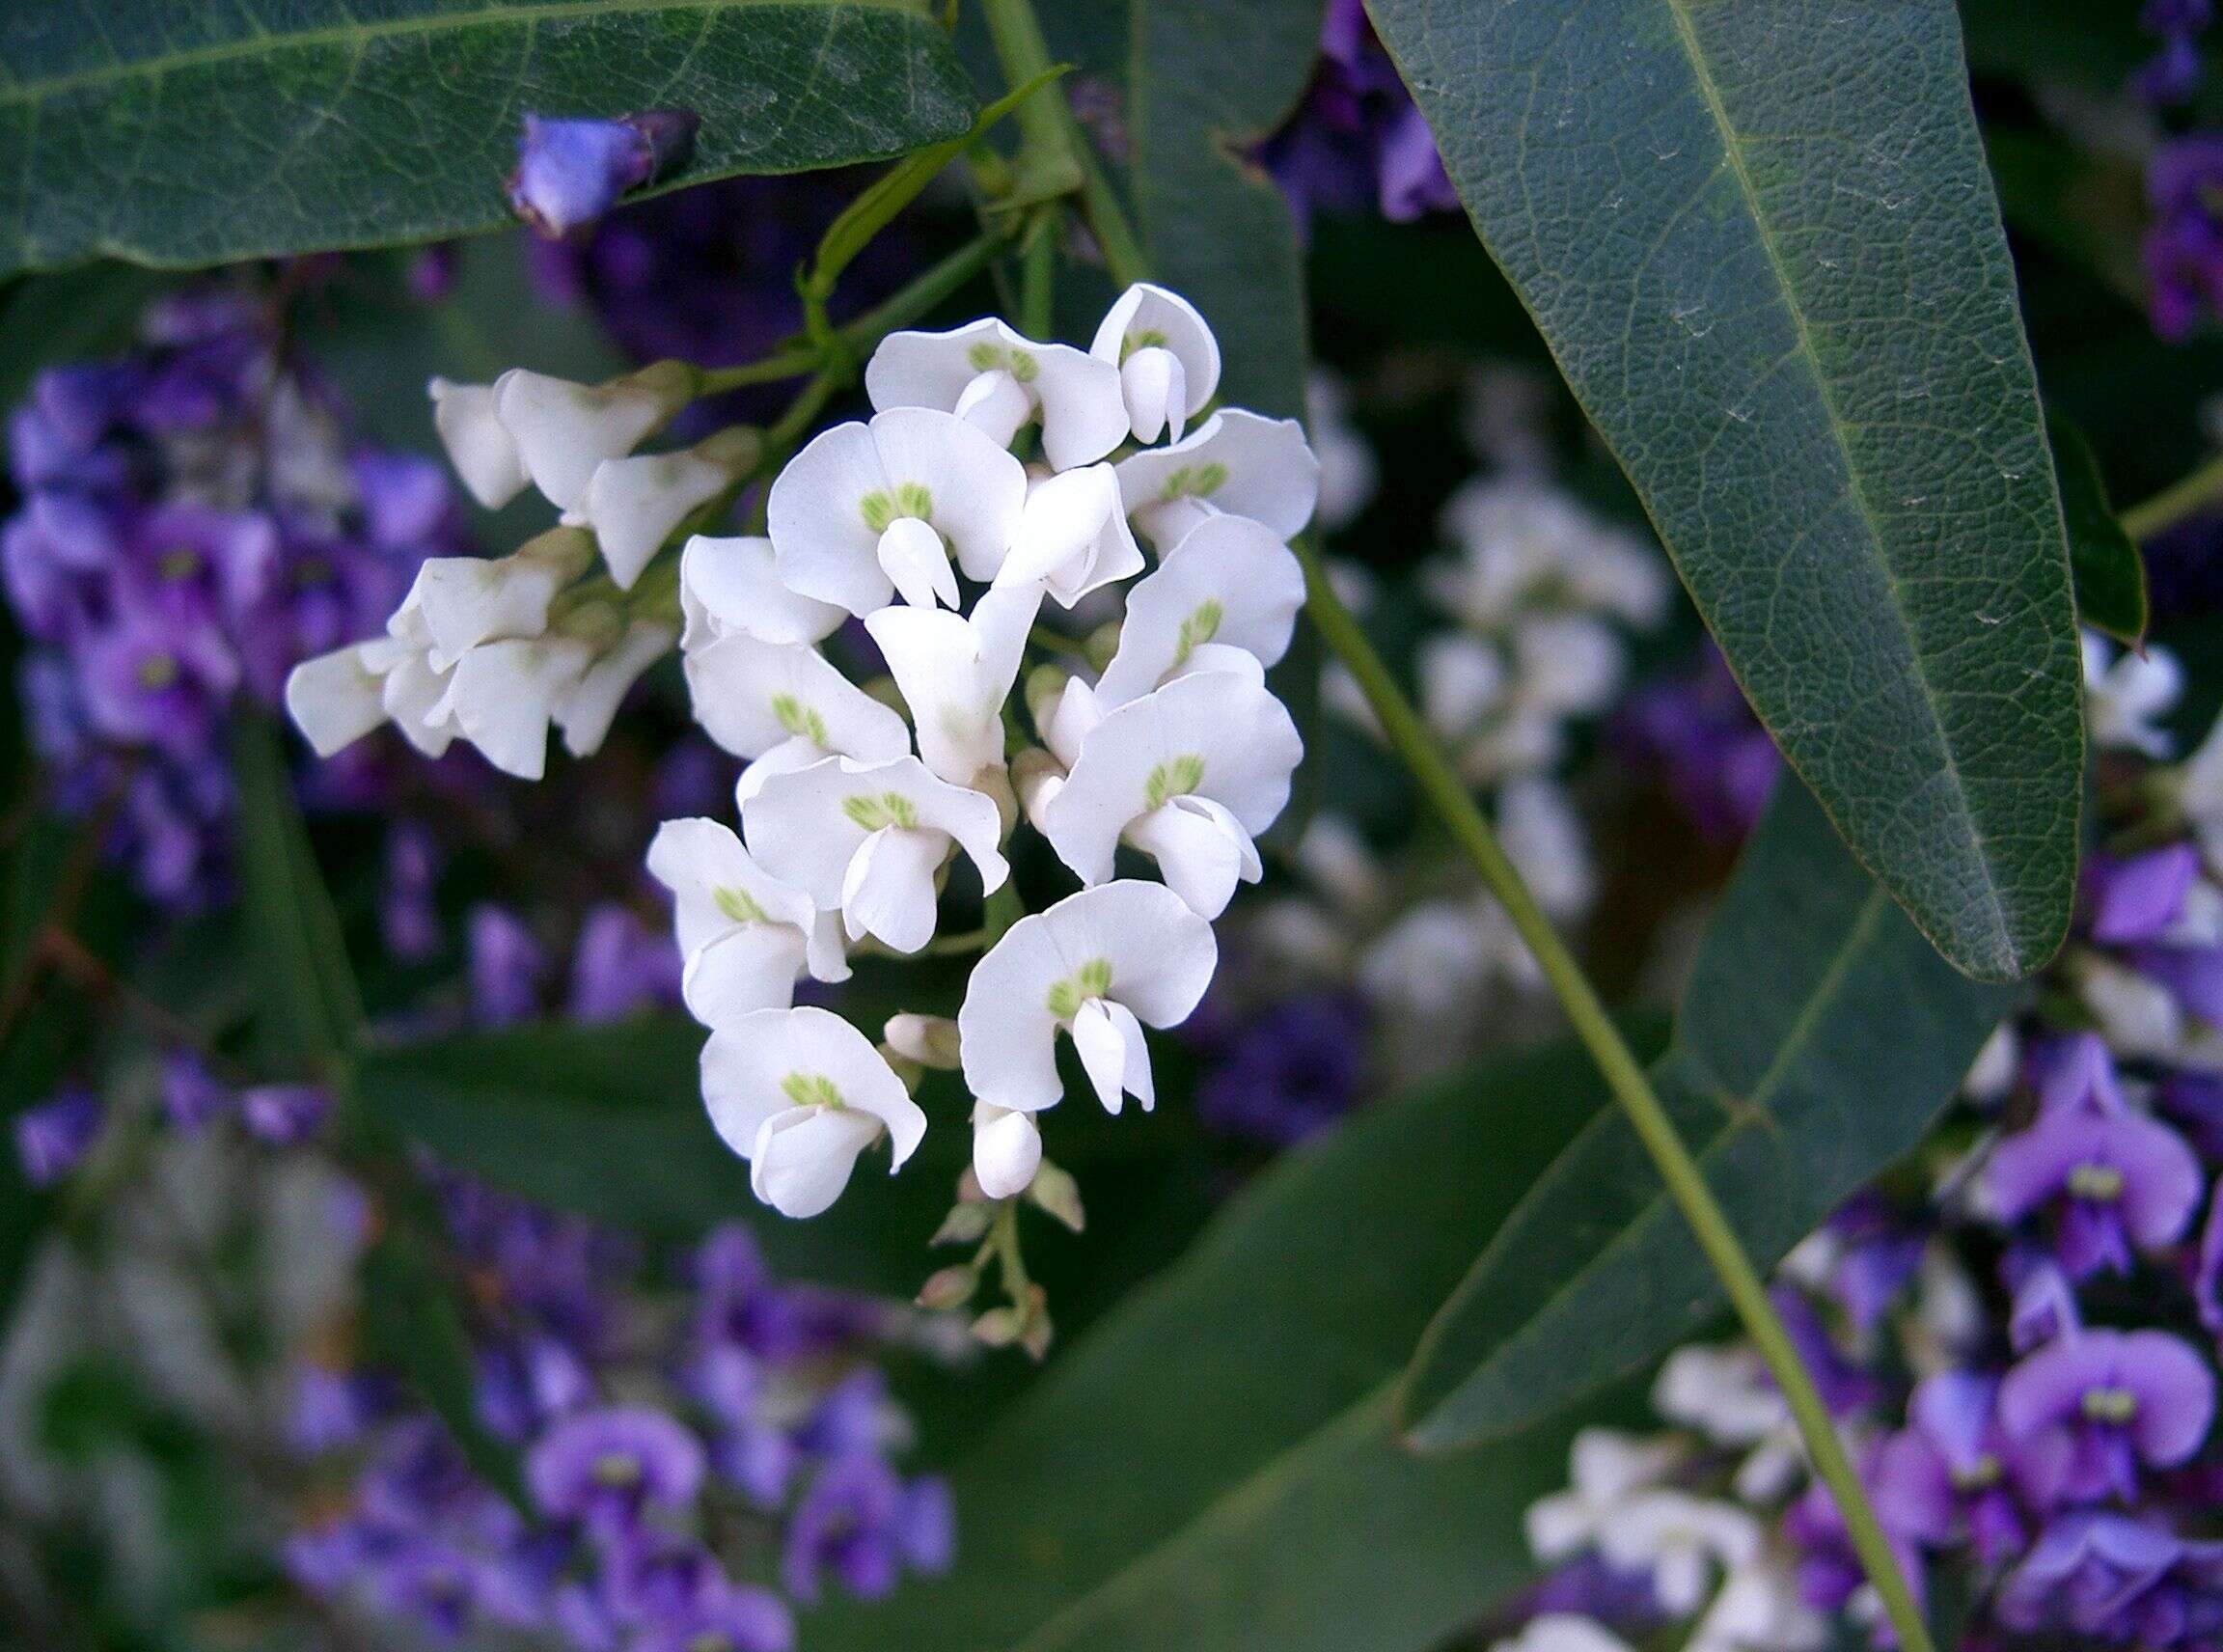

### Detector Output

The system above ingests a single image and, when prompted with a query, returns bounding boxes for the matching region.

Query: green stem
[2120,451,2223,540]
[1021,213,1056,340]
[979,0,1084,205]
[1297,544,1935,1652]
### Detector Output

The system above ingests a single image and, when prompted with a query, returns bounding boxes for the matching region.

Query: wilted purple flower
[239,1084,333,1146]
[508,110,699,237]
[1985,1104,2202,1278]
[2009,1258,2085,1352]
[1998,1328,2216,1503]
[1870,1371,2027,1565]
[526,1404,705,1532]
[14,1088,101,1187]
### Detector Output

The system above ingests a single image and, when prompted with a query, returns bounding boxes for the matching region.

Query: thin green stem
[1297,544,1935,1652]
[2120,451,2223,540]
[979,0,1084,206]
[1021,213,1056,340]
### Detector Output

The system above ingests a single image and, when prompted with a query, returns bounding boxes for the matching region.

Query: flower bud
[916,1266,976,1312]
[1027,1160,1085,1234]
[884,1013,962,1070]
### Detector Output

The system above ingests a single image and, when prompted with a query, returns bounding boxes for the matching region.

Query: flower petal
[681,634,910,763]
[768,420,894,615]
[1114,409,1319,548]
[429,377,528,509]
[1095,514,1306,705]
[682,922,809,1027]
[679,534,844,649]
[865,407,1028,584]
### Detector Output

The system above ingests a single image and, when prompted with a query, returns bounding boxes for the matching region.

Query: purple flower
[629,1573,796,1652]
[2027,1030,2129,1117]
[526,1404,705,1531]
[1998,1511,2223,1644]
[77,606,238,754]
[239,1084,333,1145]
[2125,942,2223,1027]
[1615,647,1781,843]
[1261,0,1457,229]
[2085,845,2203,945]
[782,1453,953,1603]
[1984,1104,2201,1278]
[508,110,698,237]
[1194,990,1368,1144]
[160,1049,233,1133]
[1816,1192,1930,1334]
[14,1088,101,1187]
[288,1363,380,1453]
[468,903,548,1028]
[566,901,681,1023]
[1998,1328,2216,1503]
[1870,1371,2027,1565]
[2146,136,2223,342]
[381,822,442,963]
[2008,1258,2084,1352]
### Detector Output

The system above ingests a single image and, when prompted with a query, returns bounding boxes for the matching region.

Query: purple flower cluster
[1617,644,1782,844]
[1260,0,1459,231]
[14,1054,338,1189]
[2145,136,2223,344]
[288,1172,952,1646]
[466,898,683,1030]
[1191,989,1371,1146]
[4,287,464,905]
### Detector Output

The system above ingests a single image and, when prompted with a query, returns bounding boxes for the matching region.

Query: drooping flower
[395,526,597,669]
[700,1006,927,1218]
[742,756,1008,954]
[958,881,1218,1115]
[865,317,1127,471]
[646,817,847,1028]
[429,377,530,509]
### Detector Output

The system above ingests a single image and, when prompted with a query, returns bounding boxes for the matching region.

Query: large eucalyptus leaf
[0,0,975,277]
[1366,0,2084,982]
[807,1033,1640,1652]
[1129,0,1318,419]
[1395,781,2016,1451]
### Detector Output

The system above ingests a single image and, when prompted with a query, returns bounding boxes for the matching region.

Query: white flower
[972,1104,1043,1199]
[2083,631,2182,757]
[647,817,847,1027]
[998,465,1145,608]
[1491,1616,1636,1652]
[493,362,694,514]
[2078,954,2186,1060]
[1418,633,1507,742]
[680,633,910,774]
[1090,283,1221,445]
[866,317,1128,472]
[678,534,844,650]
[285,643,392,757]
[743,756,1008,954]
[864,584,1041,789]
[1432,480,1669,630]
[1513,613,1628,719]
[376,633,460,758]
[583,427,759,590]
[1962,1021,2020,1104]
[1653,1343,1785,1445]
[1307,370,1378,533]
[1498,776,1595,921]
[700,1006,926,1218]
[958,880,1217,1115]
[552,617,675,759]
[398,526,596,671]
[1041,673,1302,917]
[428,377,528,509]
[1114,410,1321,550]
[1596,1492,1763,1617]
[769,408,1027,615]
[428,633,594,781]
[1524,1428,1686,1560]
[1689,1562,1827,1652]
[2179,712,2223,864]
[1095,514,1307,706]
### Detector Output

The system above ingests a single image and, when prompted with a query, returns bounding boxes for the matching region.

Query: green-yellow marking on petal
[1144,753,1206,812]
[781,1071,845,1109]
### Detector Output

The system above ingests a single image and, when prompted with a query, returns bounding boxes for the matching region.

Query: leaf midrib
[1401,884,1892,1441]
[0,0,915,106]
[1652,0,2017,970]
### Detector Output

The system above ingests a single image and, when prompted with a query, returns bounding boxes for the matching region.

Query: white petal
[867,320,1017,418]
[286,645,389,758]
[885,1013,961,1069]
[734,735,829,807]
[1038,675,1104,769]
[554,619,674,757]
[869,319,1126,473]
[1125,795,1258,918]
[1028,346,1129,471]
[951,369,1033,451]
[429,377,528,510]
[411,527,595,670]
[1117,346,1184,446]
[1512,614,1625,717]
[865,407,1029,584]
[839,825,947,953]
[864,584,1041,787]
[381,650,457,757]
[1041,672,1300,887]
[679,534,844,650]
[1115,409,1320,549]
[972,1106,1042,1199]
[703,1005,926,1172]
[494,362,692,514]
[1497,776,1594,921]
[585,427,755,590]
[1418,633,1506,737]
[433,636,593,780]
[1090,285,1221,435]
[645,816,816,955]
[1001,465,1143,607]
[1071,997,1153,1115]
[750,1107,884,1218]
[681,922,808,1027]
[1095,514,1307,706]
[768,421,895,616]
[681,634,911,763]
[876,515,961,610]
[955,910,1067,1114]
[744,754,1004,916]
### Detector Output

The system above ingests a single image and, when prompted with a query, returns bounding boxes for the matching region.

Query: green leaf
[808,1032,1643,1652]
[230,715,362,1076]
[2049,413,2148,647]
[1395,780,2016,1451]
[1366,0,2085,981]
[0,0,976,278]
[1129,0,1318,418]
[0,262,164,417]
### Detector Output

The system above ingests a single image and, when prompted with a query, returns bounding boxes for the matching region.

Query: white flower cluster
[285,362,757,780]
[645,287,1317,1218]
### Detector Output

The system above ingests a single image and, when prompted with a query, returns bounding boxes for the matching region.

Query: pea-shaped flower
[1041,673,1303,917]
[1093,514,1307,706]
[582,426,759,589]
[958,881,1217,1115]
[744,756,1008,954]
[680,634,910,791]
[864,584,1039,789]
[770,408,1027,615]
[1114,409,1321,550]
[702,1006,927,1219]
[428,376,529,509]
[996,465,1145,609]
[493,361,694,514]
[647,817,848,1028]
[867,318,1128,472]
[1089,284,1221,445]
[679,534,844,650]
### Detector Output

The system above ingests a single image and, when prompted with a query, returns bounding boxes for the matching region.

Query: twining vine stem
[972,3,1939,1646]
[2120,449,2223,541]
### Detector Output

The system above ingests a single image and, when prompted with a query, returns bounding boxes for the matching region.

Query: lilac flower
[14,1088,101,1187]
[2085,844,2203,945]
[1814,1193,1930,1335]
[2138,0,2213,104]
[526,1404,705,1532]
[159,1049,233,1133]
[508,109,700,237]
[1260,0,1457,229]
[1997,1511,2223,1645]
[1616,646,1781,843]
[239,1084,333,1146]
[468,903,549,1028]
[2125,941,2223,1027]
[1194,989,1368,1144]
[2145,136,2223,343]
[1998,1328,2216,1503]
[1984,1104,2202,1278]
[566,900,682,1023]
[2029,1030,2130,1118]
[782,1453,953,1603]
[628,1570,796,1652]
[1870,1371,2027,1565]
